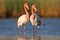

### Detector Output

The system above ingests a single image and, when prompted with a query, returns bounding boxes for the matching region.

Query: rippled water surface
[0,18,60,36]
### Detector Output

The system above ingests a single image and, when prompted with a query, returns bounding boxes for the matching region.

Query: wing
[34,13,41,26]
[17,15,26,27]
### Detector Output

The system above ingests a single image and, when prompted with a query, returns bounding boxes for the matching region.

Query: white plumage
[30,15,37,26]
[17,14,29,28]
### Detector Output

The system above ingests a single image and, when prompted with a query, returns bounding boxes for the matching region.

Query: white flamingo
[30,5,41,36]
[17,3,29,36]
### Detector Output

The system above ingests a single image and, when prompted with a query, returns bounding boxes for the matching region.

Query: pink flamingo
[30,5,41,36]
[17,3,29,36]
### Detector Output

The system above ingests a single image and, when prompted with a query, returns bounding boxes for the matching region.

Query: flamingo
[17,3,29,36]
[30,5,41,36]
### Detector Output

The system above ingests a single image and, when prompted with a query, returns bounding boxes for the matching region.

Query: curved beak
[34,8,37,12]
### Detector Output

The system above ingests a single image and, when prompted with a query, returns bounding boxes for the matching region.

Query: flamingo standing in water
[17,3,29,36]
[30,5,41,36]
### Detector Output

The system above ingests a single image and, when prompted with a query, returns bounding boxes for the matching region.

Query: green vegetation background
[0,0,60,18]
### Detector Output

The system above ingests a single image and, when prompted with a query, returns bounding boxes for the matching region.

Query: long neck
[31,8,35,19]
[24,8,29,19]
[31,9,34,15]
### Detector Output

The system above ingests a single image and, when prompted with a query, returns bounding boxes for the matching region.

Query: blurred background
[0,0,60,40]
[0,0,60,18]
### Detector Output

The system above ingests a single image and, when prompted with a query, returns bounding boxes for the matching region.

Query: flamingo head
[31,5,37,13]
[24,3,29,10]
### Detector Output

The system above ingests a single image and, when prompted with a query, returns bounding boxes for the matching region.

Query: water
[0,18,60,36]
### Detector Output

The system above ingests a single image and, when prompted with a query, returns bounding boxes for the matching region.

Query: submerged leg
[24,25,26,39]
[32,26,36,36]
[24,25,26,36]
[20,26,23,36]
[33,26,34,36]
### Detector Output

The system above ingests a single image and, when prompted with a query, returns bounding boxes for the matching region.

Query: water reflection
[17,36,41,40]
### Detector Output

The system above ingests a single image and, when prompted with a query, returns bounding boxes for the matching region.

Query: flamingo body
[17,3,29,36]
[30,13,41,28]
[34,14,41,26]
[30,14,37,26]
[17,14,29,28]
[17,3,29,28]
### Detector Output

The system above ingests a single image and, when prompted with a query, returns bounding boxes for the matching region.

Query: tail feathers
[37,22,41,28]
[37,22,41,26]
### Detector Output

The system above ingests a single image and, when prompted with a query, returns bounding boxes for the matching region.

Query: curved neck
[24,7,29,19]
[31,9,34,15]
[25,8,29,14]
[31,8,35,19]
